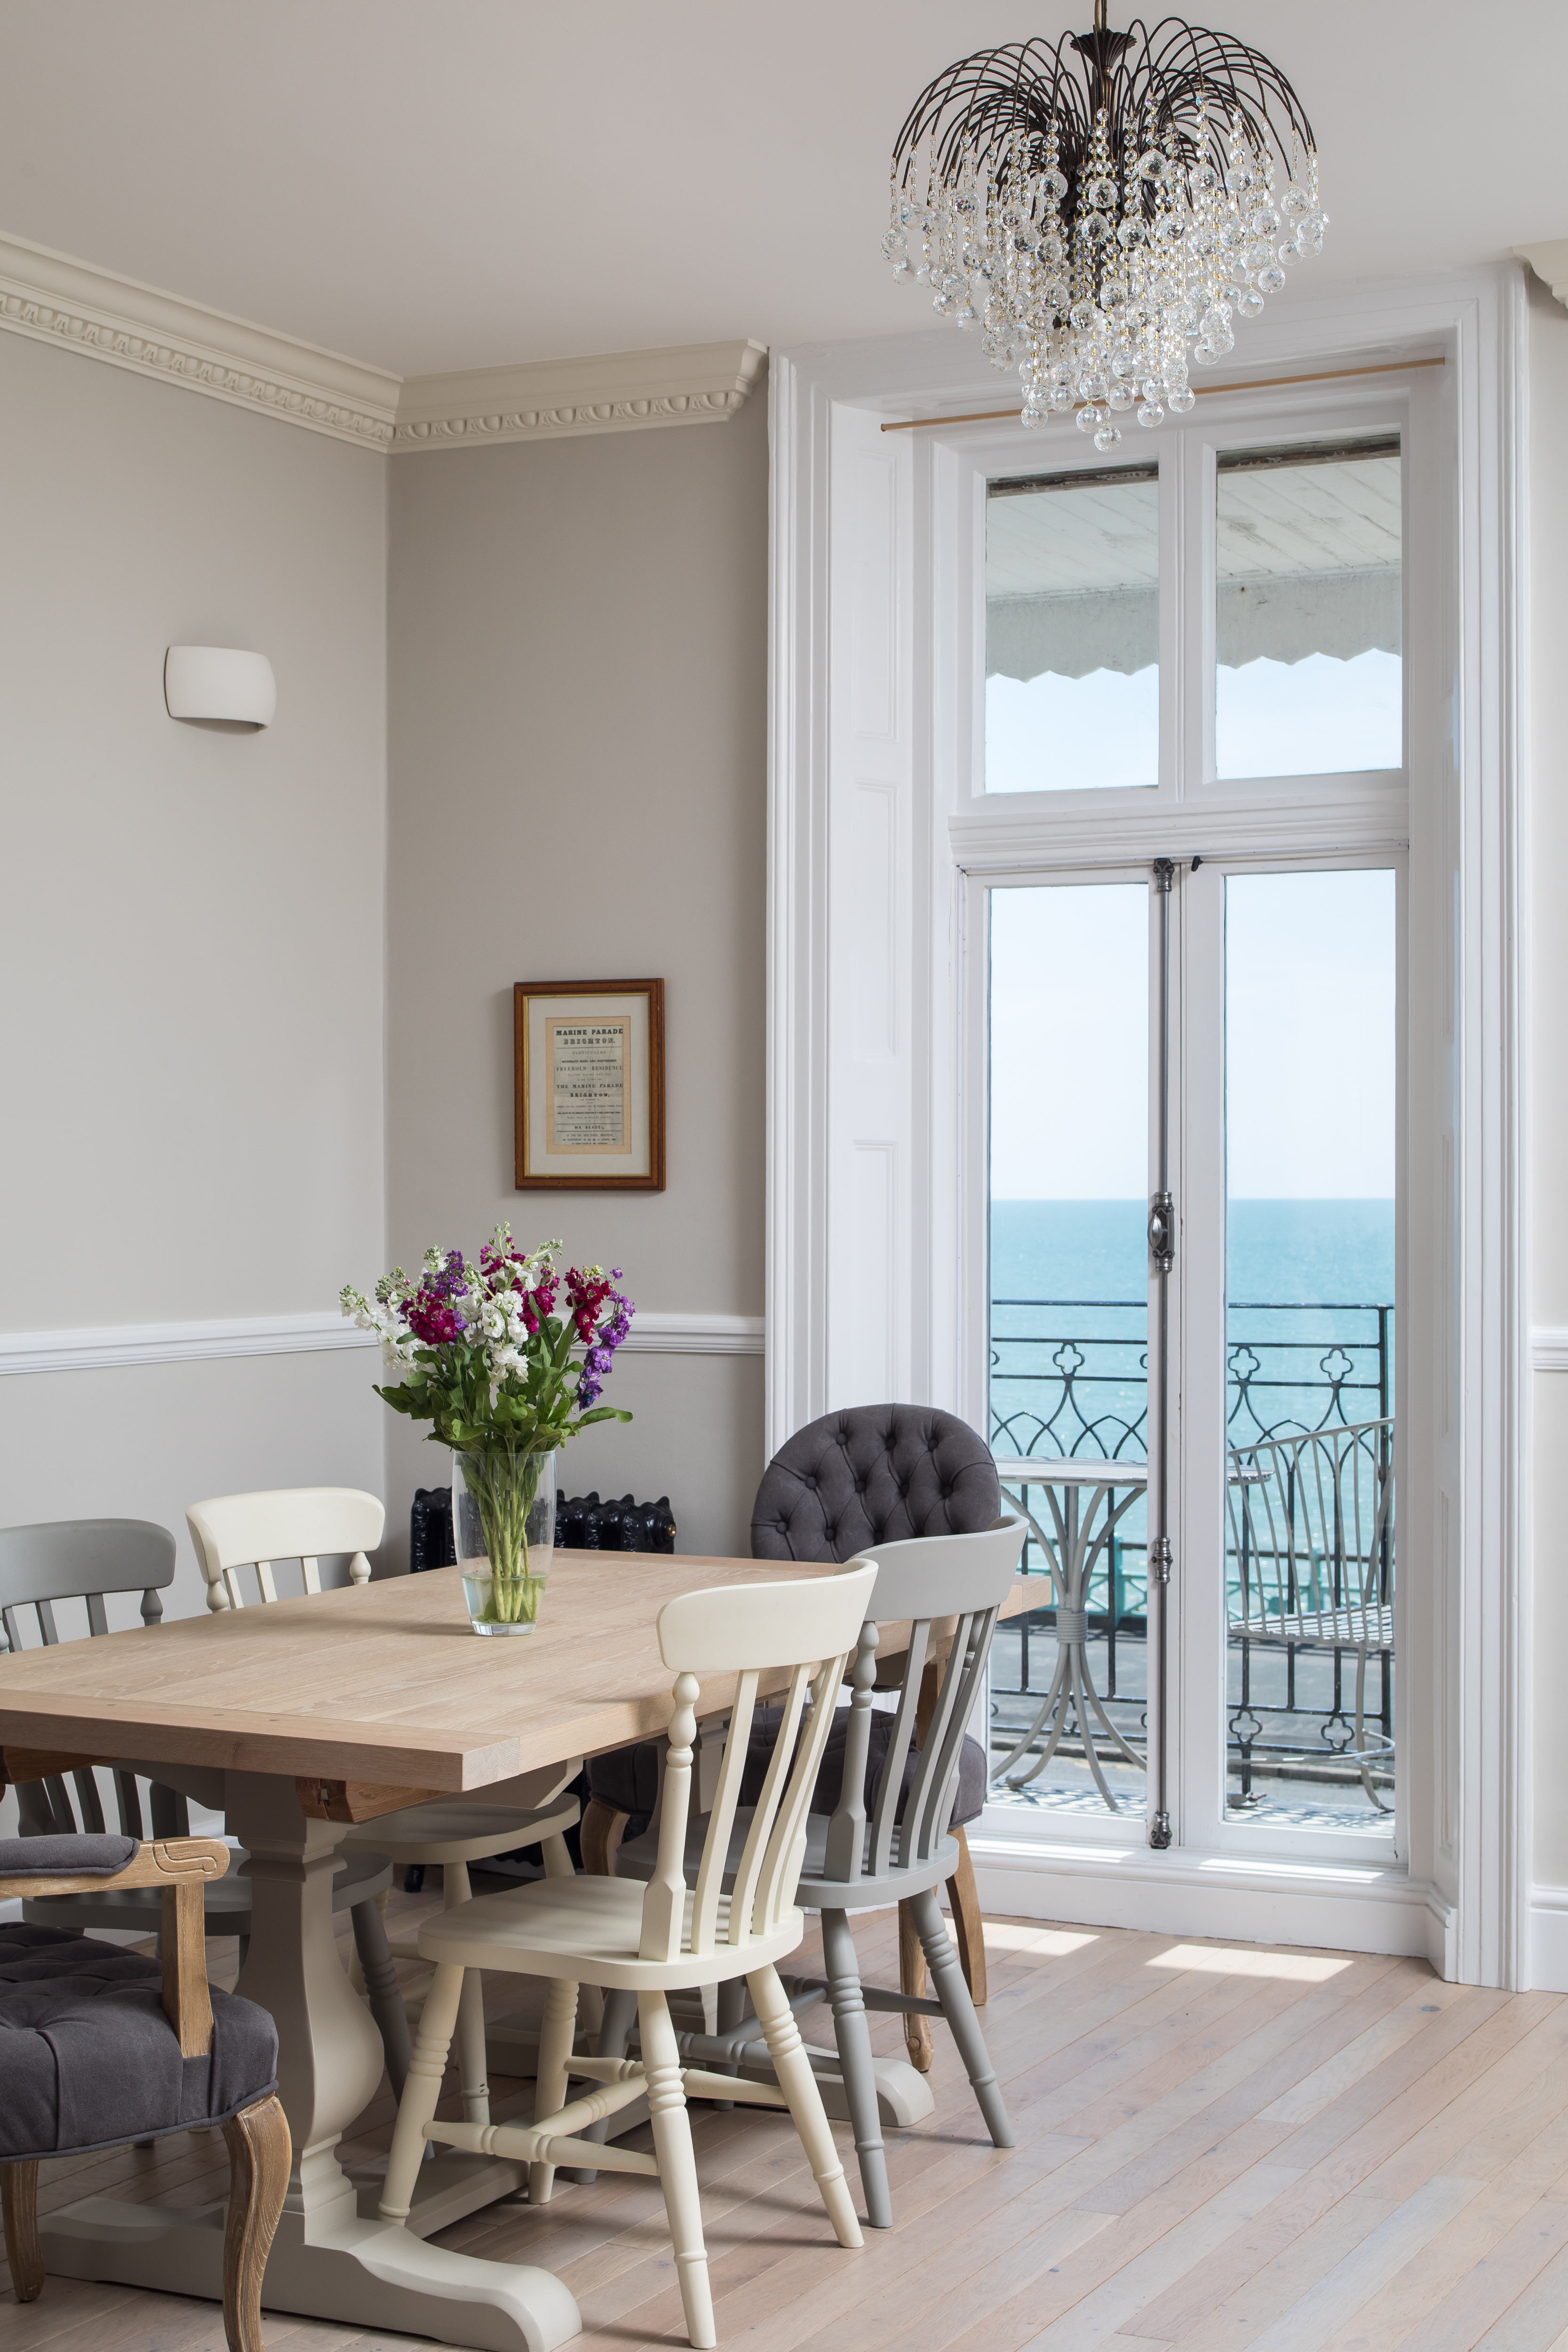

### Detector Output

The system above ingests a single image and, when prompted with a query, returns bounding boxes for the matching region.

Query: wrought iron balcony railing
[986,1298,1397,1813]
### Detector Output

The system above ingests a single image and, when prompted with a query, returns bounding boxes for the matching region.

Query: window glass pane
[1225,870,1396,1838]
[986,469,1158,793]
[988,882,1149,1819]
[1216,441,1402,780]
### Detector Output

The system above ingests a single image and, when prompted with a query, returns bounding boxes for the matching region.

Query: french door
[969,401,1411,1870]
[979,852,1402,1869]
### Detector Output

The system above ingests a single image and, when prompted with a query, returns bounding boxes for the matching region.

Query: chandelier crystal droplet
[884,5,1325,440]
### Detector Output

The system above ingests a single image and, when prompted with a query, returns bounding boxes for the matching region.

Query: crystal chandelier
[884,5,1325,444]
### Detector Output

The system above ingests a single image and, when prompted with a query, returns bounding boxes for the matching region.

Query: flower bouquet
[342,1228,633,1633]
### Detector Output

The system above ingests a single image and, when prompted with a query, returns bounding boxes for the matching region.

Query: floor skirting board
[969,1830,1456,1976]
[1529,1887,1568,1991]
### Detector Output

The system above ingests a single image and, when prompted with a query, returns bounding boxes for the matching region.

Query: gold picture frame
[513,978,666,1192]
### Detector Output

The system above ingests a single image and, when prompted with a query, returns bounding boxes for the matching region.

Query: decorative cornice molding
[0,231,399,449]
[0,1307,764,1376]
[0,233,766,452]
[390,341,769,452]
[1515,241,1568,311]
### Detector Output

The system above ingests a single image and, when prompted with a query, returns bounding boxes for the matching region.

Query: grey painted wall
[0,331,389,1627]
[384,390,770,1559]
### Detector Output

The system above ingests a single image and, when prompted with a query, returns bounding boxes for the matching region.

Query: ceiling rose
[885,4,1325,444]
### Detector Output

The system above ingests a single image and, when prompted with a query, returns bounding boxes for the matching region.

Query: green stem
[459,1444,551,1623]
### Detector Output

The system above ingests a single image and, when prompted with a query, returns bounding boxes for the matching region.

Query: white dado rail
[0,230,765,451]
[0,1309,764,1377]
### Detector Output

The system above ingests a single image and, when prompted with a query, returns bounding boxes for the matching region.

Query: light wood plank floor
[7,1883,1568,2352]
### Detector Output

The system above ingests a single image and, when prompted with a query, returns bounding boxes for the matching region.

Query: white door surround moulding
[0,230,765,451]
[768,266,1530,1986]
[0,1309,763,1377]
[1532,1328,1568,1372]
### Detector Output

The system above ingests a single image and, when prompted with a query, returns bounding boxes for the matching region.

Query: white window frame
[768,269,1528,1983]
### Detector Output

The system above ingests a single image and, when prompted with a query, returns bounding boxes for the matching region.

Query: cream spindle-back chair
[184,1487,585,2118]
[186,1487,378,1611]
[378,1562,876,2352]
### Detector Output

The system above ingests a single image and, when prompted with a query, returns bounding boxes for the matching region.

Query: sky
[990,867,1397,1200]
[984,650,1402,793]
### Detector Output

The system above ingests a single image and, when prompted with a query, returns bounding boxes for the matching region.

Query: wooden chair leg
[908,1888,1013,2149]
[528,1978,579,2207]
[945,1828,988,2007]
[351,1895,414,2099]
[821,1908,891,2228]
[639,1990,717,2350]
[581,1798,626,1876]
[898,1900,934,2071]
[380,1961,464,2222]
[746,1964,863,2252]
[221,2095,290,2352]
[1,2160,44,2304]
[538,1834,605,2043]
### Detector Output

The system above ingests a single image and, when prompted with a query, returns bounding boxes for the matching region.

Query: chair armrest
[0,1836,229,1900]
[0,1836,227,2059]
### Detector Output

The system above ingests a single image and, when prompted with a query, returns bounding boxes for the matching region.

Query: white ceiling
[1,1,1563,377]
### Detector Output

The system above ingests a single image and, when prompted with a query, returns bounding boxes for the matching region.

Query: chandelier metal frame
[884,3,1325,444]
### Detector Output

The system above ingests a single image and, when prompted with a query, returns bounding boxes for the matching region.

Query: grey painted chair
[584,1405,1004,2046]
[613,1516,1027,2227]
[0,1519,395,2053]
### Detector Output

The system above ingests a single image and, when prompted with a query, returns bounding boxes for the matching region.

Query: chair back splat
[0,1520,174,1654]
[186,1488,383,1611]
[0,1520,177,1842]
[829,1519,1025,1890]
[642,1564,877,1963]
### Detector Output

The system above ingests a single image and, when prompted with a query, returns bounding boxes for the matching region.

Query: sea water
[989,1198,1396,1557]
[991,1198,1395,1311]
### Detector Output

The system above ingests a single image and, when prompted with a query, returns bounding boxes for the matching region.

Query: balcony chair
[0,1519,393,1992]
[609,1517,1026,2227]
[1225,1420,1397,1810]
[378,1564,875,2352]
[0,1831,288,2351]
[185,1487,586,2106]
[582,1404,1003,2065]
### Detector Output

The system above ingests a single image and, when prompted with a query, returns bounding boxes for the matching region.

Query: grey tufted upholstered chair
[748,1404,1004,1566]
[582,1404,1002,2063]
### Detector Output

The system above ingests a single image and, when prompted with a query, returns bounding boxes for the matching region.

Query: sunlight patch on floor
[981,1921,1098,1955]
[1147,1941,1353,1980]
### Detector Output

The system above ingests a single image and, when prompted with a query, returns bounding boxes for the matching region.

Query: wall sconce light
[164,646,277,730]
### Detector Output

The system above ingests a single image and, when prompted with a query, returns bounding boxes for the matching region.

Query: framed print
[514,978,665,1191]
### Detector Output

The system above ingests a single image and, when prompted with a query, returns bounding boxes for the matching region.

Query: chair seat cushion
[588,1708,986,1831]
[0,1923,279,2161]
[0,1833,138,1877]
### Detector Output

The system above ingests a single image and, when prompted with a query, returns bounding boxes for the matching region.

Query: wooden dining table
[0,1548,1024,2352]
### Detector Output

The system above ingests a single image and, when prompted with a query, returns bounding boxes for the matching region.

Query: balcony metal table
[990,1456,1149,1811]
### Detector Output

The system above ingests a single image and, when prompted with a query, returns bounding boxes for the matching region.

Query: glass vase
[452,1445,556,1636]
